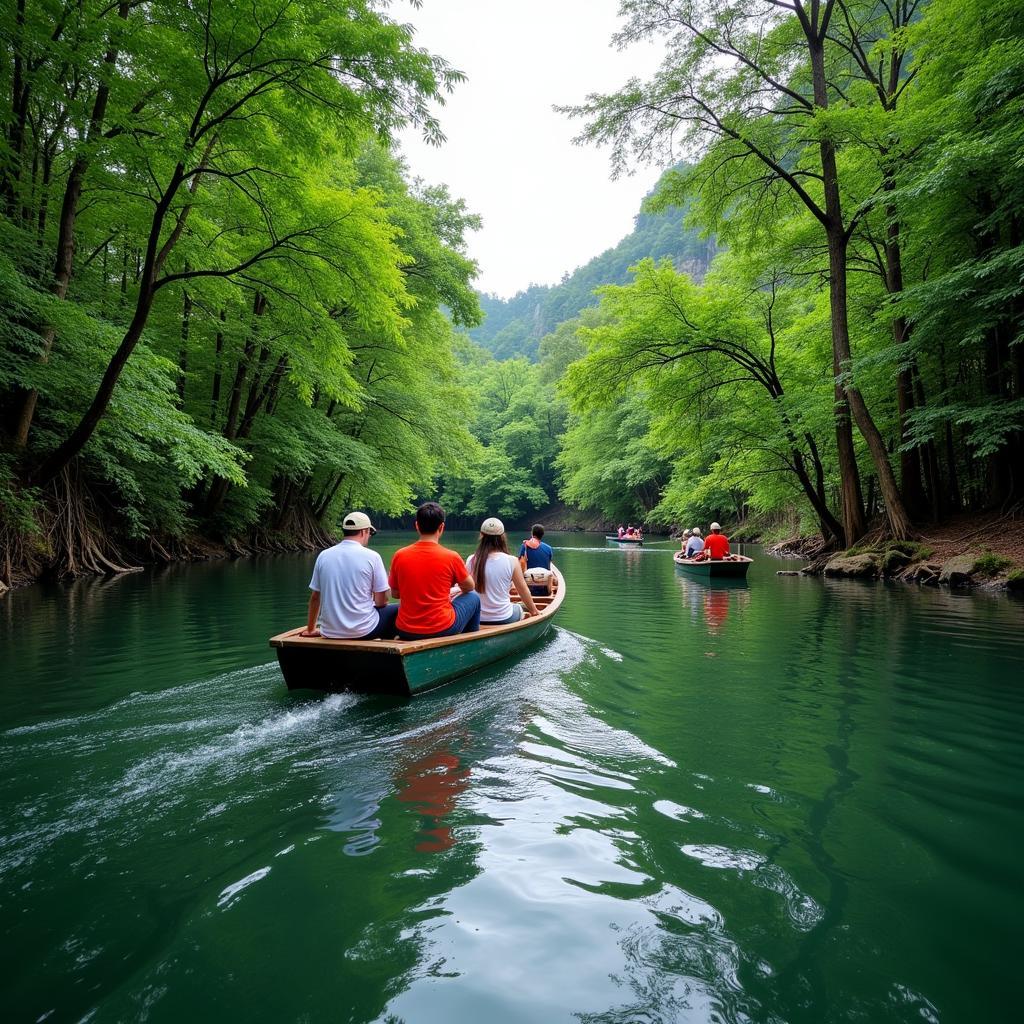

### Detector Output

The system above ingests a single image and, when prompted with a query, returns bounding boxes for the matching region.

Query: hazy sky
[396,0,665,299]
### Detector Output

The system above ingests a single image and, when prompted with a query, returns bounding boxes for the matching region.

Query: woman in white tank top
[467,517,541,625]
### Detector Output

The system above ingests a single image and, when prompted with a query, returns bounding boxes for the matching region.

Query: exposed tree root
[1,464,141,586]
[3,493,339,589]
[43,465,141,578]
[247,501,335,553]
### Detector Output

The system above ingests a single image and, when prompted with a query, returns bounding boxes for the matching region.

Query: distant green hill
[468,187,716,361]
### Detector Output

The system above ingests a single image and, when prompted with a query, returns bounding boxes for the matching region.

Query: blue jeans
[398,592,480,640]
[358,603,400,640]
[482,603,522,626]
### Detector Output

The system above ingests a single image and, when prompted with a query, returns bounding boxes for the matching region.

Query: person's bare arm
[373,588,390,608]
[300,591,321,637]
[511,563,540,616]
[457,574,475,594]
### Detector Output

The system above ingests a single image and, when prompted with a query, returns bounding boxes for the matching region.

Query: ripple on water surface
[1,539,1023,1023]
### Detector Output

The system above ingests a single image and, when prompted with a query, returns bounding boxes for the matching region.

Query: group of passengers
[679,522,732,560]
[301,502,555,642]
[616,524,643,539]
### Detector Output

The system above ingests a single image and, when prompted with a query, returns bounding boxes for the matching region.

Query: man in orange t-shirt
[389,502,480,639]
[704,522,731,560]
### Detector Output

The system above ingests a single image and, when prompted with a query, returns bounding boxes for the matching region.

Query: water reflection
[396,746,471,854]
[673,574,752,635]
[2,539,1023,1023]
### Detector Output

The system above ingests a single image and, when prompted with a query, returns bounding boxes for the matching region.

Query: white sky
[396,0,665,299]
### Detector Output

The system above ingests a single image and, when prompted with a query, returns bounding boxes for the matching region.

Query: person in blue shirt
[518,524,554,596]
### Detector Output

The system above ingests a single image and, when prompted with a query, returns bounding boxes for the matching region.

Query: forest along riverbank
[769,511,1024,591]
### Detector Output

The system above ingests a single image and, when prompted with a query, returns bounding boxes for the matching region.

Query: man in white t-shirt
[300,512,399,640]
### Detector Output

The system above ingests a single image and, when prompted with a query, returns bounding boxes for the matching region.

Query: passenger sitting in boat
[389,502,481,640]
[704,522,731,560]
[519,523,554,596]
[617,524,625,539]
[679,528,692,552]
[684,528,704,558]
[300,511,399,639]
[468,518,540,625]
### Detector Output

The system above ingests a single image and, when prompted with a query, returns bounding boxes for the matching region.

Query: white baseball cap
[710,522,721,531]
[343,511,376,534]
[691,527,701,536]
[480,517,505,536]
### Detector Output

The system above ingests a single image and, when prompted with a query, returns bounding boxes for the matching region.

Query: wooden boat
[606,535,643,545]
[269,568,565,696]
[673,552,753,578]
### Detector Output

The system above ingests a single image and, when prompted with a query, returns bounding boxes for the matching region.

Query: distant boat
[606,535,643,545]
[673,552,752,578]
[269,568,565,696]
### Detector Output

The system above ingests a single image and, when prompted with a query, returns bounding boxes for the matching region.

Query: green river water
[2,533,1022,1023]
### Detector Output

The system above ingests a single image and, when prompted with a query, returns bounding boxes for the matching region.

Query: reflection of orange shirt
[396,751,470,853]
[705,533,730,559]
[389,541,469,634]
[705,590,729,631]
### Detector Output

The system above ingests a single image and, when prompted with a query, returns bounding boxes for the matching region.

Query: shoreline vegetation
[3,504,1021,598]
[3,1,1023,596]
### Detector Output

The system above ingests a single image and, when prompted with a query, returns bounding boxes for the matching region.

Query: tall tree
[566,0,921,540]
[14,0,464,486]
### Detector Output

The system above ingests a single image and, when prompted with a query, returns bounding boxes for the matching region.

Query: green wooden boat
[269,568,565,696]
[673,551,752,578]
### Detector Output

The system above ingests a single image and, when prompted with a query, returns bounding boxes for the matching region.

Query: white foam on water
[4,664,277,737]
[0,682,359,877]
[217,866,271,908]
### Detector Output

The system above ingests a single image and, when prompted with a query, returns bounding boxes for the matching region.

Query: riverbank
[771,511,1024,591]
[0,488,335,593]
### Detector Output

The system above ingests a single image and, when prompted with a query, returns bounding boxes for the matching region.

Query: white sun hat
[480,517,505,536]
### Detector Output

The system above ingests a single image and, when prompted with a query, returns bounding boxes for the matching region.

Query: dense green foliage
[0,0,483,575]
[554,0,1024,542]
[3,0,1022,582]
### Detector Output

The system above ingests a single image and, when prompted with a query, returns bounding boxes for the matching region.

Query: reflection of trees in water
[764,583,860,1012]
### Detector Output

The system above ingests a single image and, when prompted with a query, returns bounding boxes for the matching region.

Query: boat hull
[673,554,752,578]
[274,615,556,696]
[606,536,643,546]
[270,569,564,696]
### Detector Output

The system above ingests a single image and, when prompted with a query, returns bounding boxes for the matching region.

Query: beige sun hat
[710,522,721,531]
[480,516,505,536]
[343,511,376,534]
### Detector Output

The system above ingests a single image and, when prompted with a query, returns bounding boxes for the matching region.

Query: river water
[1,534,1022,1023]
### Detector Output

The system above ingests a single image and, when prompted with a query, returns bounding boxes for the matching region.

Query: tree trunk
[805,28,868,544]
[28,159,187,486]
[210,311,225,425]
[11,1,130,448]
[177,287,192,404]
[881,192,927,520]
